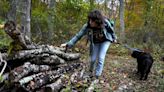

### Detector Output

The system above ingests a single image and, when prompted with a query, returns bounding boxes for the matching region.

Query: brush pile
[0,21,99,92]
[0,45,90,92]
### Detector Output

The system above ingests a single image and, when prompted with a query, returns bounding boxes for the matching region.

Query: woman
[61,9,117,79]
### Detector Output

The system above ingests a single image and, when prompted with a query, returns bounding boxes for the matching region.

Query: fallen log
[28,54,65,65]
[25,73,60,91]
[18,72,43,86]
[40,74,65,92]
[0,45,81,73]
[21,63,83,91]
[9,62,51,83]
[46,45,81,61]
[3,45,80,62]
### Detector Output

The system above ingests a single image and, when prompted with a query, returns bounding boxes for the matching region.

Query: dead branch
[5,45,80,62]
[9,62,51,83]
[41,75,65,92]
[20,63,83,91]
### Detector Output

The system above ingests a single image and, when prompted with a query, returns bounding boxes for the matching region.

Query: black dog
[131,50,154,80]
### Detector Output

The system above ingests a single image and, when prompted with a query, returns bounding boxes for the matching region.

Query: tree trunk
[7,0,17,21]
[108,0,119,21]
[109,0,115,18]
[104,0,109,16]
[119,0,125,42]
[18,0,31,41]
[47,0,55,44]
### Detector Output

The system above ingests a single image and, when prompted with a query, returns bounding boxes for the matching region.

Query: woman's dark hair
[87,9,105,28]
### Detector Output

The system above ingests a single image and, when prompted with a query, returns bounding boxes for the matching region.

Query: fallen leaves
[101,54,164,92]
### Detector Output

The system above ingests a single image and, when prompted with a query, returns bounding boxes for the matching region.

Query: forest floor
[89,54,164,92]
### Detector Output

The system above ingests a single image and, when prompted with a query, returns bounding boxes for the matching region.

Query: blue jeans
[90,41,111,77]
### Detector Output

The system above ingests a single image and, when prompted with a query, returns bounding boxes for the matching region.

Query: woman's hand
[60,43,67,48]
[60,43,69,53]
[113,39,117,43]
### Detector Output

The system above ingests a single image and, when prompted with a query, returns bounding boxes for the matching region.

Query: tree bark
[7,0,17,21]
[9,62,51,83]
[119,0,125,42]
[41,75,65,92]
[3,21,35,55]
[47,0,55,44]
[5,45,81,62]
[18,0,31,41]
[22,63,83,91]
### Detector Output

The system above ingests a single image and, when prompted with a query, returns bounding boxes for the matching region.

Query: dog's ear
[131,51,137,58]
[131,51,142,58]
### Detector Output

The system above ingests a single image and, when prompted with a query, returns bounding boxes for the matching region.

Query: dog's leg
[143,64,152,80]
[139,65,145,80]
[140,71,144,80]
[136,61,140,74]
[144,71,149,80]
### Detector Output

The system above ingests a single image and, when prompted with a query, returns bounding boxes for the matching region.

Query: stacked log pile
[0,45,87,91]
[0,21,98,92]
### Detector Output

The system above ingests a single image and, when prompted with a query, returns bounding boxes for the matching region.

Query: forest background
[0,0,163,57]
[0,0,164,91]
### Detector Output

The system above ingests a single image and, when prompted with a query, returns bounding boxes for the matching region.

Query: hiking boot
[91,75,99,81]
[93,79,99,84]
[83,71,93,78]
[92,76,99,84]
